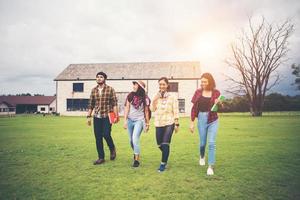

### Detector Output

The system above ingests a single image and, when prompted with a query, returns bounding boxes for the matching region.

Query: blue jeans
[156,124,175,163]
[197,112,219,165]
[127,119,144,154]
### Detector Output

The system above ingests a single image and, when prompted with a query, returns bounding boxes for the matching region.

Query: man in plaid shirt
[87,71,119,165]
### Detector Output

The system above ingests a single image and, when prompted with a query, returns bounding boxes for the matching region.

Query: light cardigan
[150,93,179,127]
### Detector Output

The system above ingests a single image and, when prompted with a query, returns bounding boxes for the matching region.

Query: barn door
[116,92,128,116]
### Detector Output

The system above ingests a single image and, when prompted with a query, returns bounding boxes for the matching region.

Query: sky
[0,0,300,96]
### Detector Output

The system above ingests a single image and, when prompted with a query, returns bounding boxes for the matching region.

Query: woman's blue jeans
[197,112,219,165]
[127,119,144,155]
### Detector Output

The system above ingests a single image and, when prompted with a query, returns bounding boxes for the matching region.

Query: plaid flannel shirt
[191,89,220,123]
[150,93,179,127]
[88,84,118,118]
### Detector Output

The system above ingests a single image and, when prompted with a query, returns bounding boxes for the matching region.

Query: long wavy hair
[127,84,146,107]
[200,73,216,91]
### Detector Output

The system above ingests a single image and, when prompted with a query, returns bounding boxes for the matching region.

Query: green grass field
[0,113,300,199]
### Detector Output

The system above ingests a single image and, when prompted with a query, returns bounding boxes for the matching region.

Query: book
[211,95,225,112]
[108,112,117,124]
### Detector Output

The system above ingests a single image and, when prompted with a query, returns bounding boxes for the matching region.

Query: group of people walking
[87,71,222,175]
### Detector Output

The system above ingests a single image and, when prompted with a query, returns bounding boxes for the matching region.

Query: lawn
[0,113,299,199]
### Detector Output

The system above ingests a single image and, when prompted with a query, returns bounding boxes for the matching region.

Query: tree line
[220,93,300,112]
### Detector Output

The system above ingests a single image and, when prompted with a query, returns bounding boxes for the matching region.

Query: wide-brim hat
[132,80,146,91]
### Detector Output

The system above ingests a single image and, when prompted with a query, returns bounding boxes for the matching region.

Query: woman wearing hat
[123,80,151,167]
[150,77,179,172]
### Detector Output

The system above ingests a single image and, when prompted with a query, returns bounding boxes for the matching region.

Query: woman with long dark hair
[190,73,222,175]
[124,80,150,167]
[151,77,179,172]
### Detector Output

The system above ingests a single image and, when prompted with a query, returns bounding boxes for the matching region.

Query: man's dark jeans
[93,117,115,159]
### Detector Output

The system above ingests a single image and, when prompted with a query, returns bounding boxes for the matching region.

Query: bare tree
[226,16,294,116]
[291,63,300,90]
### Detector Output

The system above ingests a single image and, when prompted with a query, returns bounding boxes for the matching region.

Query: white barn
[0,96,56,115]
[54,61,201,116]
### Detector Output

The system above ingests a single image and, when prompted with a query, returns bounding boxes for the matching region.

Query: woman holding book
[190,73,222,175]
[150,77,179,172]
[123,80,151,167]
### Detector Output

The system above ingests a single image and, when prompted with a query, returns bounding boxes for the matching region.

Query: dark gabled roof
[0,96,56,107]
[0,101,14,107]
[54,61,201,81]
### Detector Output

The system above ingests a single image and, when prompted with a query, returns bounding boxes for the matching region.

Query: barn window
[40,107,46,111]
[178,99,185,113]
[67,99,89,111]
[73,83,84,92]
[169,82,178,92]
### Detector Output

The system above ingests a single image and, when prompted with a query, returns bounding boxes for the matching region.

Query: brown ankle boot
[93,159,105,165]
[110,148,116,160]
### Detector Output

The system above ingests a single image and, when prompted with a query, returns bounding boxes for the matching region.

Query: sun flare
[193,32,223,60]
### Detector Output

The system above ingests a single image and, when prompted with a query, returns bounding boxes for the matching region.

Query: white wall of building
[56,79,200,116]
[37,105,50,113]
[56,80,132,116]
[49,99,56,113]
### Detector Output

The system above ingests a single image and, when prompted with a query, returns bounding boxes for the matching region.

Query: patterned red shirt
[191,89,220,123]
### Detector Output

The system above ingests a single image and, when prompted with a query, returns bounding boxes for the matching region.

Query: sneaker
[93,159,105,165]
[158,163,167,172]
[199,156,205,166]
[110,149,116,160]
[132,160,140,168]
[207,166,214,175]
[132,154,140,168]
